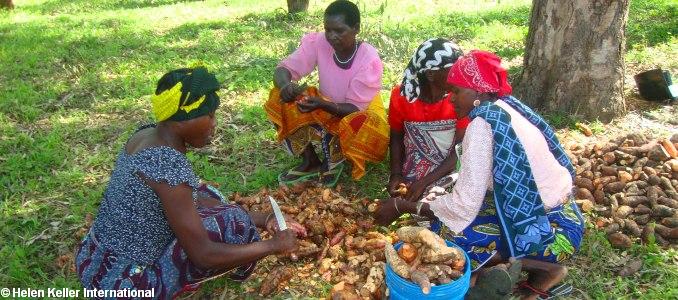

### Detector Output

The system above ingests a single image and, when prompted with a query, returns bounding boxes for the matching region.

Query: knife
[268,196,287,231]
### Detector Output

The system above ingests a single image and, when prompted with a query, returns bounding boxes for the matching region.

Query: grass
[0,0,677,298]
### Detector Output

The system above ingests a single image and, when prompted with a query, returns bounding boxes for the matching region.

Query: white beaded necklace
[334,43,358,64]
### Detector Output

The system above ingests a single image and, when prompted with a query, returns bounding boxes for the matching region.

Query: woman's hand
[374,198,404,226]
[387,174,405,197]
[196,195,223,208]
[270,229,299,255]
[280,82,303,103]
[405,180,427,202]
[266,214,308,238]
[296,96,327,113]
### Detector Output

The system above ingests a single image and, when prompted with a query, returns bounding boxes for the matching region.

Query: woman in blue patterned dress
[376,51,584,299]
[75,67,307,299]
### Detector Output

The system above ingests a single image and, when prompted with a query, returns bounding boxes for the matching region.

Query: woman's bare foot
[520,259,568,300]
[279,144,321,183]
[297,144,322,172]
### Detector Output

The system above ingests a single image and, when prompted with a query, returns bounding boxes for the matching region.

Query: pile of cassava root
[385,226,466,294]
[568,133,678,248]
[231,183,398,299]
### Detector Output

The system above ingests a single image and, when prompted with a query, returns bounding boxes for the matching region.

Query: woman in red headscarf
[376,50,584,299]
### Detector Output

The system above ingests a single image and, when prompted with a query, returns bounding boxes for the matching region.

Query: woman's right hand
[280,82,302,103]
[271,229,299,255]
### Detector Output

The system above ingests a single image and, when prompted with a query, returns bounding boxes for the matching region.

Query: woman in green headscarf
[76,66,307,298]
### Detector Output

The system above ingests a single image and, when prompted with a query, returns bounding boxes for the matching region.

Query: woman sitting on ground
[76,67,306,298]
[387,38,469,202]
[264,0,388,187]
[376,51,584,299]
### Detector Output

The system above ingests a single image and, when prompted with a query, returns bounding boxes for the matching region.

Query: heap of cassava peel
[231,183,395,299]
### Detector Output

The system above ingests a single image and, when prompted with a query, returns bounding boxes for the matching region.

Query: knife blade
[268,196,287,231]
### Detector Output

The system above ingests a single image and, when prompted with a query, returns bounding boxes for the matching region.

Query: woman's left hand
[266,214,308,237]
[196,196,223,208]
[374,198,403,226]
[405,180,427,202]
[296,96,327,113]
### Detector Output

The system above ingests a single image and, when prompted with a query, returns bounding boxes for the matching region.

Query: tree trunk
[287,0,309,14]
[515,0,630,122]
[0,0,14,10]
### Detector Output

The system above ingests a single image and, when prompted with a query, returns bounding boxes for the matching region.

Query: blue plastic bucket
[385,241,471,300]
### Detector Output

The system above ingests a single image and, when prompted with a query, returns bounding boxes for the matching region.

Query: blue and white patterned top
[91,125,200,264]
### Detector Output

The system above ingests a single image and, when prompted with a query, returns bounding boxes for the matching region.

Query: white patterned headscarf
[400,38,463,103]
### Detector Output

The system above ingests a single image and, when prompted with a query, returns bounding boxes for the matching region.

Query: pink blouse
[428,100,574,233]
[278,32,383,111]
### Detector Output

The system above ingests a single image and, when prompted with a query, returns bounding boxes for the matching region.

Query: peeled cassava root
[395,183,408,196]
[410,271,431,294]
[386,226,466,293]
[396,226,465,263]
[386,242,410,279]
[397,243,418,263]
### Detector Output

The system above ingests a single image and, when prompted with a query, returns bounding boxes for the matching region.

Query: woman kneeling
[76,67,306,299]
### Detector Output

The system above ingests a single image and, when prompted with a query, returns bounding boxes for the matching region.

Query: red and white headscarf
[447,50,512,96]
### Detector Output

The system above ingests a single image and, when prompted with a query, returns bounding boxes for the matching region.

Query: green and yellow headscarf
[151,67,221,122]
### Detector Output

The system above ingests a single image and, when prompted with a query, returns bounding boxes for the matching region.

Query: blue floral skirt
[438,196,584,271]
[75,185,260,299]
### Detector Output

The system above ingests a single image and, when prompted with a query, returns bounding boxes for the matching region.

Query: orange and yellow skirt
[263,86,389,179]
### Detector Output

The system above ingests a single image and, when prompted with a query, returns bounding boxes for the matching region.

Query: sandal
[277,168,319,186]
[507,258,523,283]
[517,281,573,300]
[467,260,522,300]
[320,163,344,188]
[466,266,514,300]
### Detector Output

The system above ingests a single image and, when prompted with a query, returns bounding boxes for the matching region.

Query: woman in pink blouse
[264,0,388,187]
[376,51,584,299]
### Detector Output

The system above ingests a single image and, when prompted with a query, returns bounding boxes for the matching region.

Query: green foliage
[567,230,678,299]
[0,0,676,298]
[627,0,677,48]
[588,120,605,135]
[542,112,581,130]
[625,0,678,70]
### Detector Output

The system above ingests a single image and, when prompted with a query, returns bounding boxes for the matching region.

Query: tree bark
[287,0,309,14]
[0,0,14,10]
[515,0,630,122]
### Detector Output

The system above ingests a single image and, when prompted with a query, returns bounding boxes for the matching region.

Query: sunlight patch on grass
[374,0,531,21]
[55,113,86,125]
[469,21,527,59]
[626,37,678,71]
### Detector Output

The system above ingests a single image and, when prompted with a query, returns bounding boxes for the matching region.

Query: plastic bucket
[634,69,675,101]
[385,241,471,300]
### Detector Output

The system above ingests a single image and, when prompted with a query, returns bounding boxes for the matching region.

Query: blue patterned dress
[434,97,585,270]
[439,194,584,270]
[75,125,260,299]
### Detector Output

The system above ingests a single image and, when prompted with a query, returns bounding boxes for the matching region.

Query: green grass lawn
[1,0,677,298]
